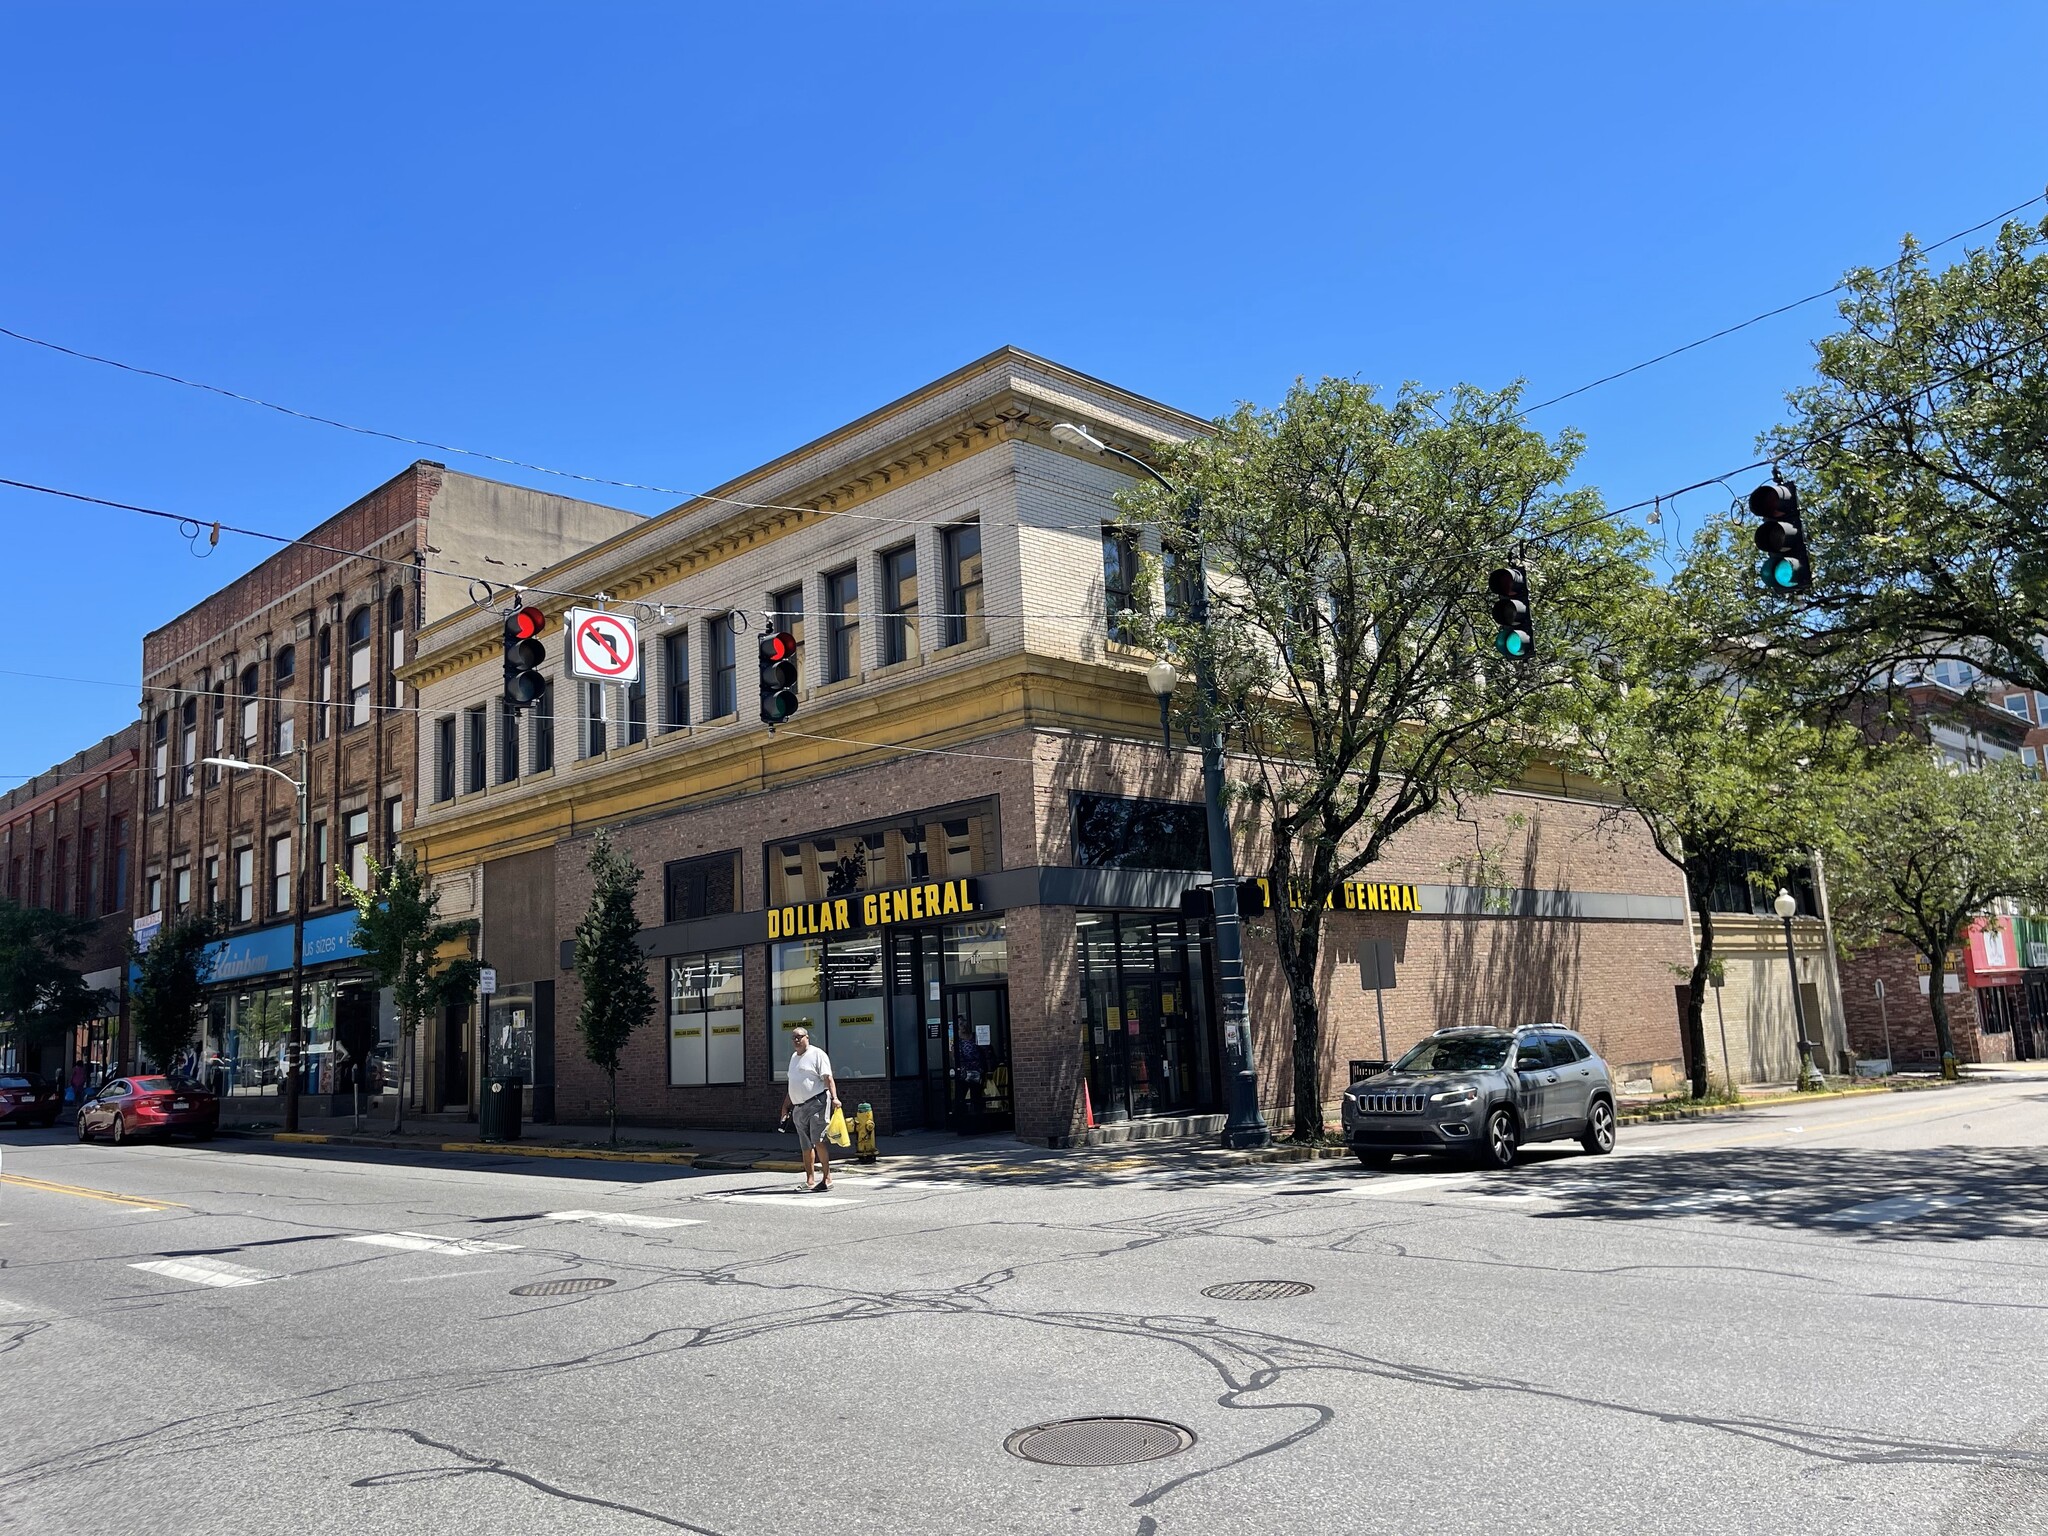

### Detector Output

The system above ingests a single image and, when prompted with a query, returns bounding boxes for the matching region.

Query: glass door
[946,986,1011,1132]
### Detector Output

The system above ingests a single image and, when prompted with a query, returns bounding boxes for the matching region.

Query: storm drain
[510,1277,616,1297]
[1201,1279,1315,1301]
[1005,1417,1195,1467]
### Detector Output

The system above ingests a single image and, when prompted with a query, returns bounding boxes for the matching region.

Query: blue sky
[2,2,2043,774]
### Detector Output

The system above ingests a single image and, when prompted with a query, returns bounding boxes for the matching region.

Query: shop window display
[669,949,744,1086]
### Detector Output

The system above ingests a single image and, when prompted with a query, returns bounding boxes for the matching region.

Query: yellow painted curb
[273,1133,332,1144]
[0,1172,181,1210]
[438,1141,700,1166]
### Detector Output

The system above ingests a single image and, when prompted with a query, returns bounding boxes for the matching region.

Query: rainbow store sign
[766,878,981,941]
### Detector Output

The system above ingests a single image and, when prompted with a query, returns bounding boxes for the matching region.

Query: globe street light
[1145,657,1178,754]
[1773,887,1825,1091]
[1054,421,1269,1149]
[204,750,310,1131]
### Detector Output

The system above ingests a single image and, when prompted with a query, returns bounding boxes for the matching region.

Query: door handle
[1542,1072,1558,1083]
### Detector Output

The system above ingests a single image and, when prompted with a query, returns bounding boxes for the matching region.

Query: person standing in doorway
[780,1027,839,1192]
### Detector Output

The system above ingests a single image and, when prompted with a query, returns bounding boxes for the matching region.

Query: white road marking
[543,1210,703,1230]
[345,1231,522,1255]
[1827,1193,1962,1226]
[857,1178,966,1191]
[391,1268,505,1284]
[700,1193,859,1208]
[131,1257,282,1288]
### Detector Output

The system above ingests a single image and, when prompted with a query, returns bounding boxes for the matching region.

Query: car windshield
[1394,1035,1512,1073]
[0,1077,30,1089]
[131,1076,177,1092]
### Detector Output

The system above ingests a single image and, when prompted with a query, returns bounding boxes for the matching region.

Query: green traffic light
[1494,629,1530,657]
[1760,554,1802,591]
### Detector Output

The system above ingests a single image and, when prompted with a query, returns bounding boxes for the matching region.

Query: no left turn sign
[566,608,641,683]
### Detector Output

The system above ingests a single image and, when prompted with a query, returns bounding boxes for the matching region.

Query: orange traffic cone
[1081,1080,1096,1130]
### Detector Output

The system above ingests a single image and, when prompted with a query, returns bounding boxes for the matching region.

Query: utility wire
[1519,190,2046,415]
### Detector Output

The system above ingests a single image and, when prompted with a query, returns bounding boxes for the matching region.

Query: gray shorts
[791,1095,831,1150]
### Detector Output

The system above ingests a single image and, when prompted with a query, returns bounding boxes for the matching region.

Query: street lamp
[204,750,310,1131]
[1053,421,1269,1149]
[1772,887,1825,1091]
[1145,658,1178,754]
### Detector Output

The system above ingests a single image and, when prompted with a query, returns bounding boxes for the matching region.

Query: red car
[76,1076,220,1144]
[0,1074,63,1127]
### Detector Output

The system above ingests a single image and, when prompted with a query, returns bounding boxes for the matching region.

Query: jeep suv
[1342,1024,1616,1170]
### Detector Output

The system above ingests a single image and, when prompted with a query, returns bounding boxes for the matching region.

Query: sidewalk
[208,1068,1996,1184]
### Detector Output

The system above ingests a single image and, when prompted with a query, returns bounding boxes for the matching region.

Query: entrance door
[440,1002,469,1108]
[946,986,1011,1133]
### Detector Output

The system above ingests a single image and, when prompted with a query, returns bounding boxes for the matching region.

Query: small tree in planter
[130,911,227,1078]
[339,853,480,1133]
[573,829,655,1144]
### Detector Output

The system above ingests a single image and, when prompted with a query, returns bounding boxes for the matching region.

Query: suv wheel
[1476,1106,1518,1170]
[1580,1097,1616,1155]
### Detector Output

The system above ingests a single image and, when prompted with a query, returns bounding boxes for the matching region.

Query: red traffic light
[759,630,796,664]
[505,606,547,641]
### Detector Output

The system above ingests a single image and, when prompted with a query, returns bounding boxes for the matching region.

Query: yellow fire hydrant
[854,1102,877,1163]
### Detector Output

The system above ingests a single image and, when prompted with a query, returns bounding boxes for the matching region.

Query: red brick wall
[1839,942,2002,1065]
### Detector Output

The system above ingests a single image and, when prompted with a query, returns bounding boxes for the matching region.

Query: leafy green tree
[1573,535,1863,1096]
[0,900,108,1067]
[130,910,227,1075]
[1756,204,2048,697]
[573,829,655,1144]
[1118,377,1652,1138]
[340,852,479,1133]
[1827,752,2048,1068]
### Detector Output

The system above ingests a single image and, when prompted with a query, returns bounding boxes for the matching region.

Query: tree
[1120,377,1652,1139]
[1572,533,1863,1097]
[339,852,479,1133]
[130,910,227,1076]
[1826,752,2048,1068]
[573,829,655,1144]
[1756,203,2048,698]
[0,900,108,1068]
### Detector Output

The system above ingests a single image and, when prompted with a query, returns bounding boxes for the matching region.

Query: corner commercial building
[136,462,642,1098]
[404,349,1702,1143]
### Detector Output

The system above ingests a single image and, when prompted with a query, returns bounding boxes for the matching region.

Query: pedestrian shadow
[1520,1145,2048,1243]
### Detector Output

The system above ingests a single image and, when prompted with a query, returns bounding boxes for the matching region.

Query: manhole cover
[510,1277,616,1297]
[1005,1417,1195,1467]
[1201,1279,1315,1301]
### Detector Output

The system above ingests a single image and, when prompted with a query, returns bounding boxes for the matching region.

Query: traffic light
[759,629,799,723]
[1487,567,1533,657]
[1750,479,1811,592]
[1178,878,1267,922]
[502,605,547,707]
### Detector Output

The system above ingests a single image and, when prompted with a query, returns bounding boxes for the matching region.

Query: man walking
[780,1027,839,1192]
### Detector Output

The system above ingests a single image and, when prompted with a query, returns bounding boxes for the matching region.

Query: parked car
[75,1075,220,1144]
[0,1074,63,1128]
[1342,1024,1616,1170]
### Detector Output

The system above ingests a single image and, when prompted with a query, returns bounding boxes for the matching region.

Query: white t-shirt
[787,1046,834,1104]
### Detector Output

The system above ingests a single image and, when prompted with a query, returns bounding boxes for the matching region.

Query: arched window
[386,588,407,708]
[315,625,332,741]
[273,645,296,757]
[240,663,260,748]
[346,606,372,727]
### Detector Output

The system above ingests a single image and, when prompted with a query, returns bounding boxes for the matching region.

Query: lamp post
[205,750,309,1131]
[1051,422,1269,1149]
[1144,658,1178,755]
[1773,887,1825,1091]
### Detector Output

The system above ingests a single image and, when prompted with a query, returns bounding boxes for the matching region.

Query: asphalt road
[3,1080,2045,1536]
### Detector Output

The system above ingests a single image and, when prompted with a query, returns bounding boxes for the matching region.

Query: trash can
[480,1075,522,1142]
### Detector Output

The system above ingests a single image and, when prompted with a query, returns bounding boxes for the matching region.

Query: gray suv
[1342,1024,1616,1170]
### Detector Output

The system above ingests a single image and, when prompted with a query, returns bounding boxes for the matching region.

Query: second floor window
[626,674,647,744]
[273,645,296,757]
[179,697,197,799]
[235,847,255,922]
[882,543,917,666]
[311,824,327,903]
[110,817,128,913]
[711,618,736,718]
[1102,525,1137,641]
[466,705,488,792]
[500,699,521,783]
[826,566,859,683]
[150,712,167,809]
[315,625,332,740]
[534,683,555,773]
[209,684,225,783]
[584,682,608,757]
[435,716,456,802]
[240,663,261,747]
[271,834,292,914]
[944,520,983,647]
[346,605,372,727]
[387,588,406,709]
[662,631,690,731]
[345,810,369,890]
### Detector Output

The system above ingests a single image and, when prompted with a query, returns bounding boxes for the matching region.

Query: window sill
[874,652,923,679]
[933,633,991,660]
[816,675,863,697]
[615,736,650,758]
[1104,640,1157,661]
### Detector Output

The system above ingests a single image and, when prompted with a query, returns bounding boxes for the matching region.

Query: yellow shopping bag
[826,1105,851,1147]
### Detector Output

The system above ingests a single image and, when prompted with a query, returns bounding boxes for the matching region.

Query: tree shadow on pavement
[1519,1144,2048,1243]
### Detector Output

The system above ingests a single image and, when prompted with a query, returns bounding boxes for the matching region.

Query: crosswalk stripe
[700,1192,859,1208]
[543,1210,703,1229]
[345,1231,522,1254]
[132,1257,282,1288]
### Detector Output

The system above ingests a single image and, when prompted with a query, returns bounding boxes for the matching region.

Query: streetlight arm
[202,757,304,794]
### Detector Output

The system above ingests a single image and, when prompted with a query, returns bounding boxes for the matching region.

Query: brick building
[404,350,1695,1143]
[0,726,140,1085]
[137,461,642,1098]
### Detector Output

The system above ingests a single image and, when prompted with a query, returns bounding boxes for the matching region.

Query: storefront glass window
[669,949,744,1086]
[772,939,824,1079]
[1077,912,1216,1121]
[943,918,1008,983]
[772,937,887,1079]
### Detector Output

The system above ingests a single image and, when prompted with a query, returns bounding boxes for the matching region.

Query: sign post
[1360,940,1396,1065]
